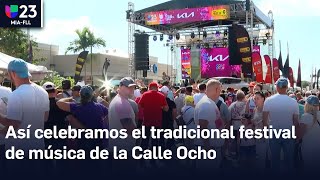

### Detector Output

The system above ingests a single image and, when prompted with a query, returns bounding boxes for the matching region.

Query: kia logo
[177,12,195,19]
[208,55,229,62]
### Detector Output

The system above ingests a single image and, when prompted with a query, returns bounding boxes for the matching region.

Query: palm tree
[65,27,106,85]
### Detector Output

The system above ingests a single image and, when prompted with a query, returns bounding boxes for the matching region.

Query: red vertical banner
[181,49,191,79]
[272,58,280,82]
[264,55,272,84]
[252,52,263,83]
[289,67,294,87]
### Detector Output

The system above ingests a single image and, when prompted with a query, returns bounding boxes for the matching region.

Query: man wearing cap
[108,77,137,171]
[57,85,108,173]
[0,59,49,173]
[42,82,70,149]
[299,95,320,169]
[42,82,70,173]
[0,84,11,171]
[263,78,299,170]
[160,86,177,151]
[108,77,137,135]
[57,85,108,135]
[138,82,168,167]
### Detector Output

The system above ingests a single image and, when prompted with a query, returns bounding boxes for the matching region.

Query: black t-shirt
[162,97,176,123]
[45,97,70,130]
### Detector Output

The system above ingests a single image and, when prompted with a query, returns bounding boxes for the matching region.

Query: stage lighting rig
[160,34,164,41]
[176,33,180,40]
[224,30,228,37]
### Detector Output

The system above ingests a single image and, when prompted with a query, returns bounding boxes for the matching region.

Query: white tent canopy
[0,52,48,82]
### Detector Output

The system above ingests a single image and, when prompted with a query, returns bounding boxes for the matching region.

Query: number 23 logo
[19,5,37,18]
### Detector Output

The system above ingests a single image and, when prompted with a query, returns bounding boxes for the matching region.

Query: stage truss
[127,0,275,83]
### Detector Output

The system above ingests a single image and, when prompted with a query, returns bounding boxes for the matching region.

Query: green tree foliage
[301,81,310,88]
[0,28,45,65]
[40,71,75,89]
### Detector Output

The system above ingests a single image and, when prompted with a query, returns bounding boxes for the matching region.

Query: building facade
[36,43,174,86]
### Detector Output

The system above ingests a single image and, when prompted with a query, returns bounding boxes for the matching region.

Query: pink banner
[145,5,230,25]
[200,48,241,78]
[181,49,191,79]
[264,55,272,84]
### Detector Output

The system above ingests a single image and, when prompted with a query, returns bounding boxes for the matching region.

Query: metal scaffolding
[127,0,274,81]
[127,2,135,78]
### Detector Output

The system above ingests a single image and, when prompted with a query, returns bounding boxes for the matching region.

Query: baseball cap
[72,85,81,92]
[249,82,256,87]
[149,82,158,89]
[80,85,94,98]
[275,78,288,88]
[306,95,319,106]
[185,95,194,104]
[7,59,31,78]
[160,86,170,94]
[42,82,55,91]
[120,77,136,87]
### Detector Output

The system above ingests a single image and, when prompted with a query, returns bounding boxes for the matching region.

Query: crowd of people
[1,59,320,175]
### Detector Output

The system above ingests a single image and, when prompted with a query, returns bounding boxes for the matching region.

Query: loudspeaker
[134,33,149,70]
[143,70,147,77]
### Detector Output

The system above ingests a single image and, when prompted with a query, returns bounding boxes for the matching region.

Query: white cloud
[254,0,320,16]
[31,16,103,44]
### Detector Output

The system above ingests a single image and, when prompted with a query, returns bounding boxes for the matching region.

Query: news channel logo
[1,0,43,27]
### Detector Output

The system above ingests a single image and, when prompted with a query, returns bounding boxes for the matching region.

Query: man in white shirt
[0,59,49,174]
[0,85,11,170]
[193,83,206,105]
[194,79,224,169]
[263,78,299,170]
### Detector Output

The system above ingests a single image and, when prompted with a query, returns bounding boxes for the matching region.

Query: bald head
[206,79,222,100]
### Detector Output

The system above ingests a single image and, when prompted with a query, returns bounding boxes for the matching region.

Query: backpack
[63,91,71,97]
[216,100,222,111]
[176,107,193,126]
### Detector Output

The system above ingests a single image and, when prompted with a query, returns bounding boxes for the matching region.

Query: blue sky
[31,0,320,81]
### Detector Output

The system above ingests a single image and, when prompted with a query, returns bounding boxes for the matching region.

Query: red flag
[296,59,301,87]
[252,52,263,83]
[289,67,294,87]
[264,55,272,84]
[272,58,280,82]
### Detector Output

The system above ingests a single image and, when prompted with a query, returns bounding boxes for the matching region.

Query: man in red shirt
[138,82,168,167]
